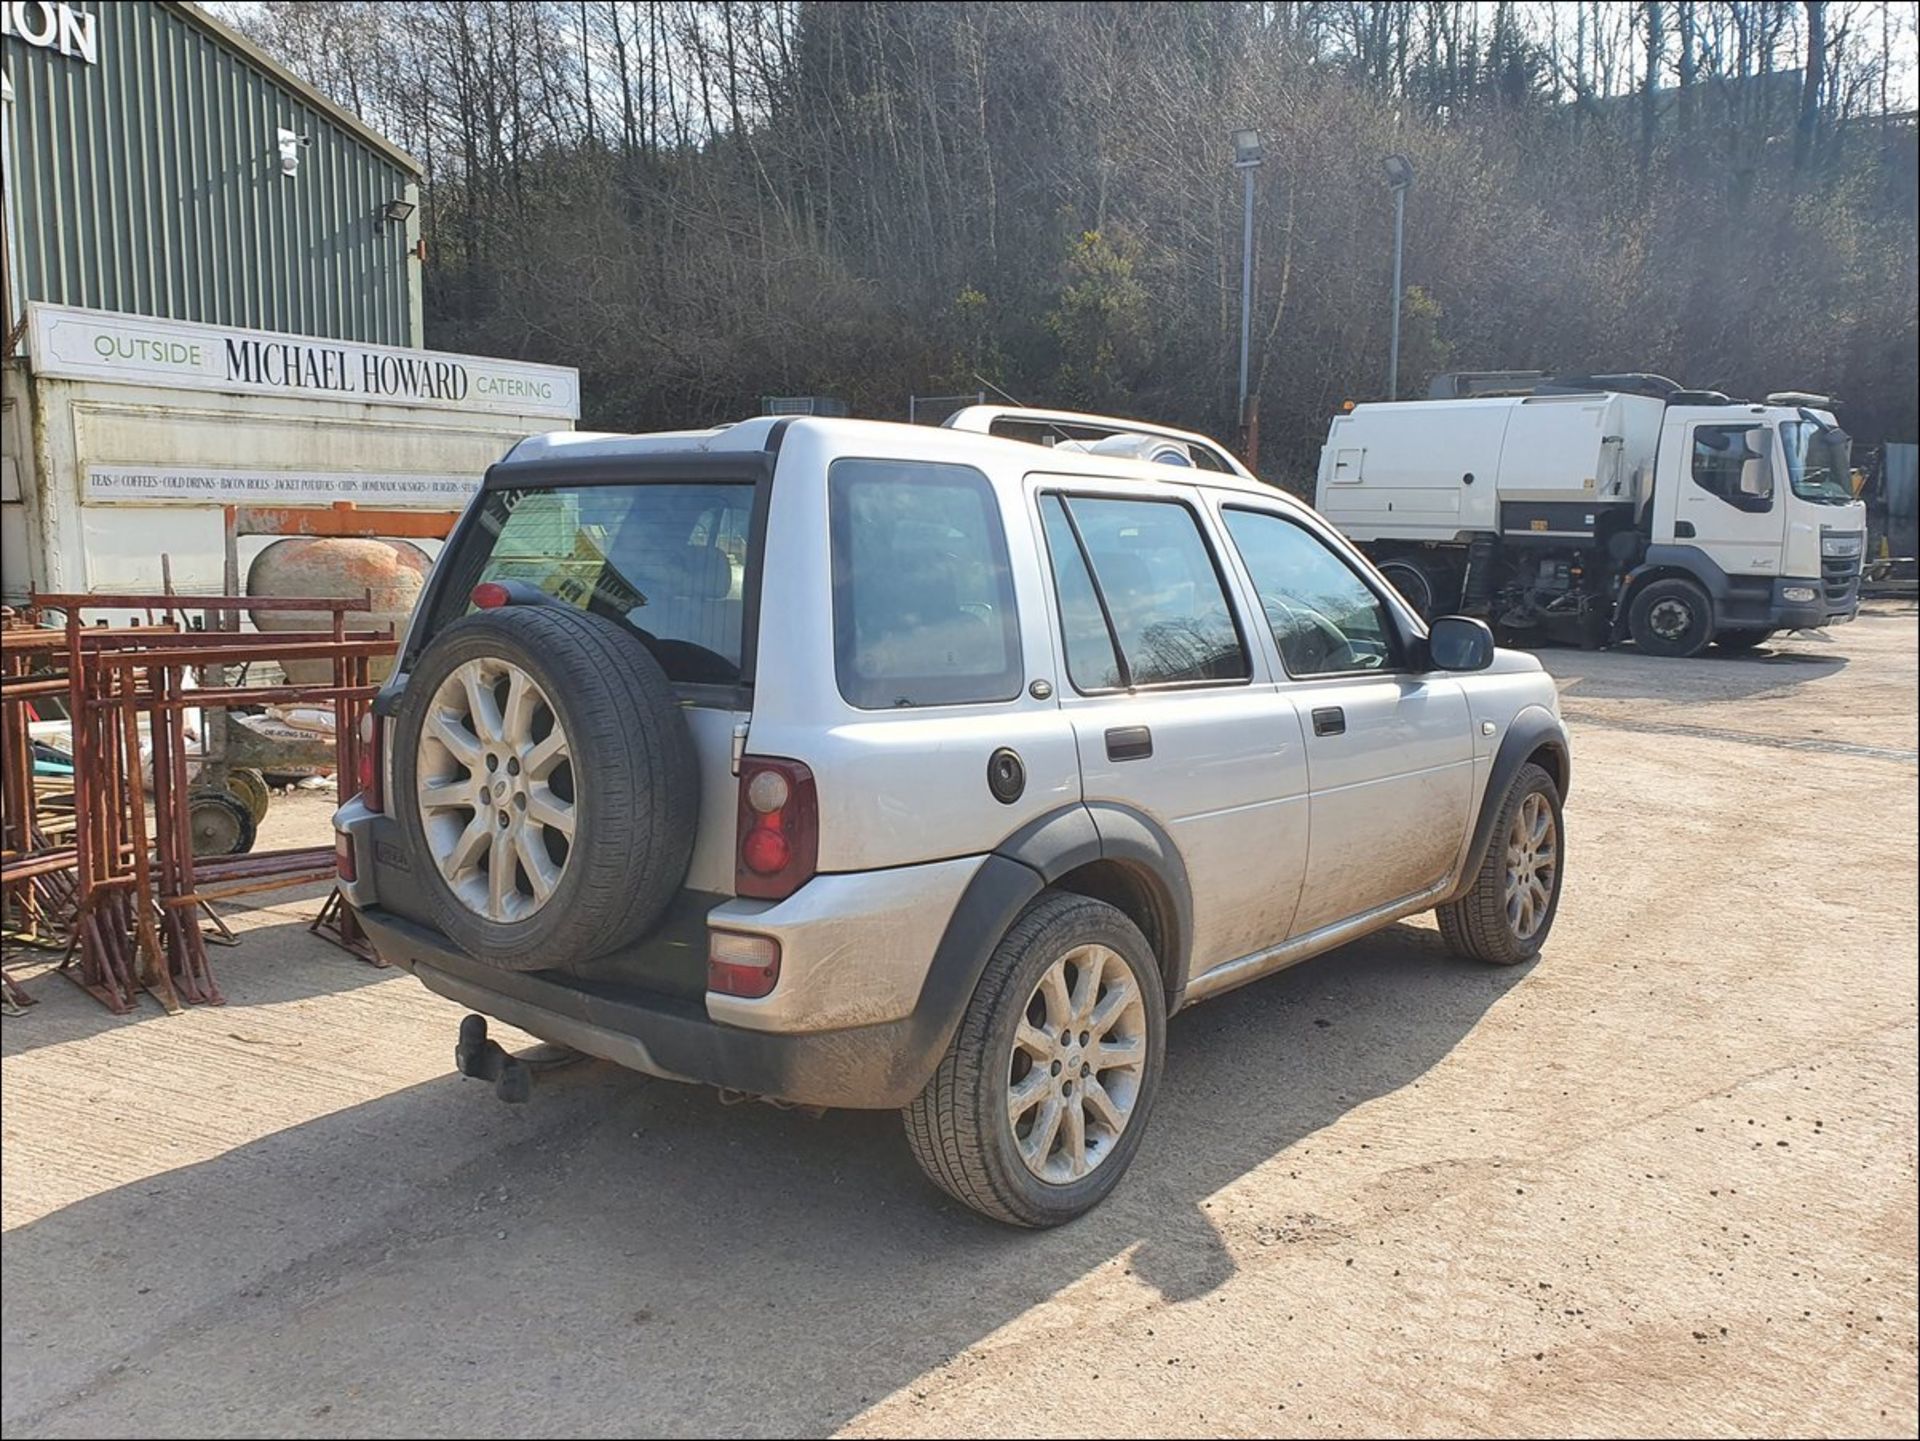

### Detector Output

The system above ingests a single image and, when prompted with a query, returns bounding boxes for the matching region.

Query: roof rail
[942,406,1253,479]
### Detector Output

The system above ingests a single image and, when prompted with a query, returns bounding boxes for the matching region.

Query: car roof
[497,415,1307,512]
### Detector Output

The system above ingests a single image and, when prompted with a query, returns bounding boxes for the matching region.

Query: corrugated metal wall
[4,1,416,346]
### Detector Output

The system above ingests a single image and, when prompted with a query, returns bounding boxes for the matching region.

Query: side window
[1040,496,1125,690]
[829,459,1022,709]
[1038,493,1250,690]
[1221,508,1400,677]
[1690,424,1773,513]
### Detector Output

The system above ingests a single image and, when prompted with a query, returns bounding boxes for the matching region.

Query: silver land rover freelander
[333,407,1570,1226]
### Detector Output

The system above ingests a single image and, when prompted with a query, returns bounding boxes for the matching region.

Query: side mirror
[1425,615,1495,672]
[1738,456,1772,497]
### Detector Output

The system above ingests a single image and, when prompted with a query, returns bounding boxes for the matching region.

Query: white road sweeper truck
[1314,372,1866,656]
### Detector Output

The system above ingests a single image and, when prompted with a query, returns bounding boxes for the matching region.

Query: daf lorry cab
[1314,373,1867,656]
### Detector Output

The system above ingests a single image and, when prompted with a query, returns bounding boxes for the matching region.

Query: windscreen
[1781,417,1855,505]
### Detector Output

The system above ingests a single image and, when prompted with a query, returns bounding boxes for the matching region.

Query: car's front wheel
[903,892,1166,1227]
[1436,761,1564,966]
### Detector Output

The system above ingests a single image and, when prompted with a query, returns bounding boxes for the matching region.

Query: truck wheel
[392,605,698,971]
[1628,577,1714,658]
[1714,628,1776,653]
[1378,559,1437,619]
[903,892,1166,1227]
[1436,762,1564,966]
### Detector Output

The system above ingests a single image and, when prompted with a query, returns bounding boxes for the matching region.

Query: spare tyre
[391,605,698,970]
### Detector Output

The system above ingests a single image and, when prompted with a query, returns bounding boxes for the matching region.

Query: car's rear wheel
[392,605,698,970]
[1437,761,1564,966]
[903,892,1166,1227]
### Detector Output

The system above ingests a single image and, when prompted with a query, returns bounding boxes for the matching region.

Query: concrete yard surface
[3,604,1916,1438]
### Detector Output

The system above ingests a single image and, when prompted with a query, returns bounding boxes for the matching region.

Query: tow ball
[455,1014,533,1103]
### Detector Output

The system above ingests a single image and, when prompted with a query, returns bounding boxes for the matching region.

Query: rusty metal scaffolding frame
[2,594,396,1014]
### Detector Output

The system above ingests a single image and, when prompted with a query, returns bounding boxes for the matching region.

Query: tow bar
[454,1014,533,1103]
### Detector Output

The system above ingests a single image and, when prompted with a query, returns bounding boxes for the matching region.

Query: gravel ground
[3,603,1915,1438]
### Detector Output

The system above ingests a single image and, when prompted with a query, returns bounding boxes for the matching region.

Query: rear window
[441,483,754,684]
[829,459,1022,709]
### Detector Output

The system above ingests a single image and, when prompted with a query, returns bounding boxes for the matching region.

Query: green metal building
[2,0,423,348]
[1,1,578,603]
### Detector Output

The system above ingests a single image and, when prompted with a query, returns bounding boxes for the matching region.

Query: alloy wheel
[1007,944,1148,1183]
[416,658,576,922]
[1503,791,1558,941]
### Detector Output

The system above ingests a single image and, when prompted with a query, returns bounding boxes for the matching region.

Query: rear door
[1028,477,1311,975]
[402,473,760,899]
[1215,503,1474,936]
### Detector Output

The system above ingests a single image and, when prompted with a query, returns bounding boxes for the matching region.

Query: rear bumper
[355,905,948,1110]
[336,789,1053,1109]
[335,792,982,1035]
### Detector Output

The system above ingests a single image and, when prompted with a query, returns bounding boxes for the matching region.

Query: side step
[454,1014,532,1103]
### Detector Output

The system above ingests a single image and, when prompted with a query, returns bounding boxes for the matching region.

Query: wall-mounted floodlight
[276,128,308,177]
[382,199,416,225]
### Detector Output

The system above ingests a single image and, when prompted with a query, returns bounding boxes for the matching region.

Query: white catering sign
[27,304,580,420]
[86,465,482,508]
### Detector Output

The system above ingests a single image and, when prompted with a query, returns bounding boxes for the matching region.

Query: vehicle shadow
[1540,641,1849,705]
[2,919,1526,1437]
[0,903,395,1057]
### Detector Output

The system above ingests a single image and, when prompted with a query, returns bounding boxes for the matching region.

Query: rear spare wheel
[392,605,698,970]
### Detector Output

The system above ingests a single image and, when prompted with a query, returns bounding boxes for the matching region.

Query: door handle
[1105,725,1153,761]
[1675,520,1697,538]
[1311,706,1346,737]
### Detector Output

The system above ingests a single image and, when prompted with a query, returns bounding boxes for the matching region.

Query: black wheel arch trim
[1615,544,1726,637]
[988,801,1195,1003]
[1446,706,1570,905]
[890,800,1195,1102]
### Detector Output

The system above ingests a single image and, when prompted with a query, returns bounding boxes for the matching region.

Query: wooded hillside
[232,1,1919,484]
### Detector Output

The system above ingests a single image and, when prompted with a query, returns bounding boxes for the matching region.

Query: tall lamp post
[1381,153,1414,401]
[1232,128,1262,463]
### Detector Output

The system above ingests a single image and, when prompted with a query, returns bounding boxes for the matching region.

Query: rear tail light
[735,756,817,900]
[356,711,385,812]
[334,830,357,882]
[707,930,781,998]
